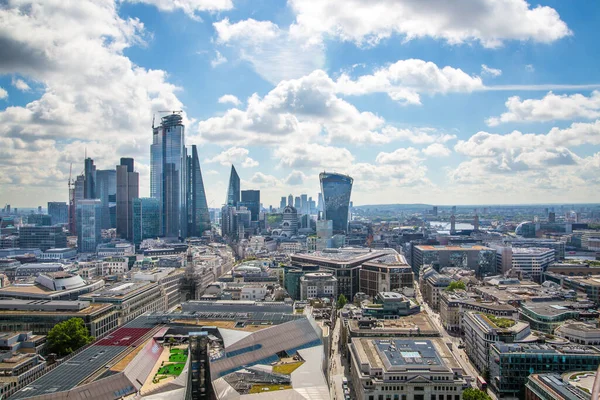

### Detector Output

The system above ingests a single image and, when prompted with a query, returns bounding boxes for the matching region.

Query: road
[414,283,479,382]
[329,315,352,400]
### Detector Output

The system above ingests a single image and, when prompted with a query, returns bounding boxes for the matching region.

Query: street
[329,314,353,400]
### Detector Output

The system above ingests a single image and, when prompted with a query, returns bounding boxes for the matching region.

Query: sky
[1,0,600,208]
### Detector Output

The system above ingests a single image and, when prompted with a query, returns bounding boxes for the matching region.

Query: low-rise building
[98,256,129,276]
[0,347,46,399]
[359,253,414,297]
[348,338,467,400]
[240,284,268,301]
[420,266,452,311]
[519,302,582,333]
[0,299,118,337]
[96,242,135,257]
[462,311,531,375]
[361,292,420,318]
[555,321,600,345]
[39,248,77,261]
[411,244,496,276]
[299,272,338,300]
[3,263,66,280]
[80,281,165,325]
[0,274,104,301]
[525,372,595,400]
[490,342,600,397]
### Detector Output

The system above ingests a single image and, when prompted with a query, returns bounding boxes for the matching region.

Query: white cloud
[123,0,232,19]
[382,126,456,144]
[288,0,571,48]
[218,94,241,106]
[0,87,7,99]
[11,78,31,92]
[375,147,422,165]
[210,50,227,67]
[486,91,600,126]
[481,64,502,77]
[285,170,307,185]
[0,0,184,199]
[526,64,535,72]
[205,147,259,168]
[249,172,281,188]
[274,143,354,169]
[213,18,324,84]
[335,59,483,105]
[196,70,391,146]
[422,143,452,157]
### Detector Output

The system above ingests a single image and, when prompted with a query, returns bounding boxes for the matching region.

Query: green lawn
[272,361,304,375]
[157,363,186,376]
[249,384,292,394]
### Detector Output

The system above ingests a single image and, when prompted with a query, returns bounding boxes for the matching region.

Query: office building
[18,225,67,251]
[26,214,52,226]
[83,157,96,199]
[240,189,260,222]
[316,219,332,250]
[320,172,353,233]
[410,244,496,276]
[491,245,555,281]
[70,174,85,235]
[359,253,414,297]
[299,272,337,300]
[47,202,68,225]
[526,373,594,400]
[555,321,600,345]
[76,199,102,253]
[187,145,211,236]
[300,193,308,214]
[95,169,116,229]
[226,165,240,207]
[220,205,237,238]
[116,158,139,241]
[132,197,160,246]
[281,205,298,237]
[151,112,187,237]
[490,342,600,397]
[462,311,531,375]
[287,194,293,207]
[349,338,467,400]
[519,302,581,333]
[420,267,452,310]
[279,196,286,210]
[294,196,301,210]
[361,292,420,318]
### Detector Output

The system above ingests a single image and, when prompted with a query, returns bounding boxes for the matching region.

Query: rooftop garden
[445,280,466,292]
[272,361,304,375]
[485,314,516,329]
[249,384,292,394]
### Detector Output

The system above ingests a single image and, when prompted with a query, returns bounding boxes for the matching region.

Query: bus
[476,376,488,391]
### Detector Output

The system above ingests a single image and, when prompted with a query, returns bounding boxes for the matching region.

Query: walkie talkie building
[319,172,353,233]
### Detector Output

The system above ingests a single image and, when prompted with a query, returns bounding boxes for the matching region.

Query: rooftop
[291,248,390,264]
[493,342,600,355]
[416,244,492,251]
[521,302,579,317]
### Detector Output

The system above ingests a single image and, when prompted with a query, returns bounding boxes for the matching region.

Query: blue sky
[1,0,600,208]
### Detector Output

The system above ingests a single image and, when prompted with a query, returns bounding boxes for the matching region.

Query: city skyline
[2,1,600,208]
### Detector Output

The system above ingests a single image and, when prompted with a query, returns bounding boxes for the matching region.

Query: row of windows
[369,395,460,400]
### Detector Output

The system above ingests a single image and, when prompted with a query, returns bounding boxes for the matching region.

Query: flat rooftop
[291,249,389,264]
[521,302,579,317]
[81,281,154,299]
[494,342,600,355]
[348,312,438,336]
[416,245,492,251]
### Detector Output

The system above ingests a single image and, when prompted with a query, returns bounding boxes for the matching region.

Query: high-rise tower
[116,158,139,241]
[187,145,211,236]
[84,158,96,199]
[319,172,353,234]
[96,169,116,229]
[151,112,187,238]
[226,165,240,207]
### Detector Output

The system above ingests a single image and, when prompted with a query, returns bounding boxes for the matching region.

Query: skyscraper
[77,199,102,253]
[48,202,68,225]
[241,190,260,222]
[288,194,293,207]
[226,165,240,207]
[151,113,187,238]
[116,158,139,241]
[319,172,353,233]
[95,169,116,229]
[70,174,85,235]
[317,192,324,212]
[294,196,301,210]
[132,197,160,246]
[301,194,308,214]
[84,157,96,199]
[187,145,211,236]
[280,196,286,210]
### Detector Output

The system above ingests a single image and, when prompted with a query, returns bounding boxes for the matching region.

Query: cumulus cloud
[274,143,354,169]
[218,94,241,106]
[422,143,452,157]
[481,64,502,77]
[205,147,259,168]
[375,147,422,165]
[288,0,571,48]
[382,126,456,144]
[11,78,30,92]
[0,87,7,99]
[196,70,390,146]
[213,18,324,83]
[0,0,185,197]
[335,59,484,105]
[123,0,233,19]
[211,50,227,67]
[486,91,600,126]
[285,170,307,185]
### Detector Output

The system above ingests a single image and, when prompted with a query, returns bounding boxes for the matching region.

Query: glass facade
[151,113,187,238]
[132,198,160,246]
[241,190,260,221]
[76,199,102,253]
[95,169,116,229]
[187,145,211,236]
[319,172,353,233]
[48,202,68,225]
[226,165,240,207]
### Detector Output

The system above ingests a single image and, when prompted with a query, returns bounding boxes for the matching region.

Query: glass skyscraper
[319,172,353,233]
[187,145,211,236]
[48,201,68,225]
[132,197,160,246]
[226,165,240,207]
[116,158,139,241]
[241,190,260,221]
[151,113,187,238]
[95,169,116,229]
[84,157,96,199]
[76,199,102,253]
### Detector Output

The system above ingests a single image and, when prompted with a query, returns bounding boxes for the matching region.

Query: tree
[463,388,491,400]
[337,294,347,309]
[445,280,466,292]
[47,318,93,357]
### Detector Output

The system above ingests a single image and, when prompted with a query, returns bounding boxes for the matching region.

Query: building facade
[116,158,139,241]
[319,172,353,233]
[132,197,160,246]
[18,225,67,251]
[299,272,338,300]
[359,255,414,297]
[76,199,102,253]
[187,145,211,236]
[47,202,68,225]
